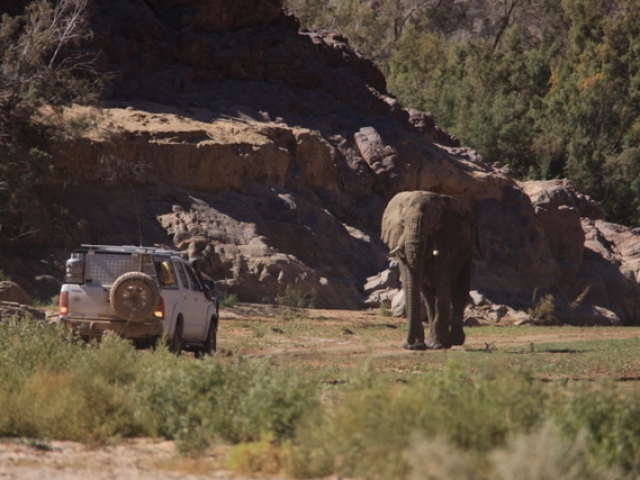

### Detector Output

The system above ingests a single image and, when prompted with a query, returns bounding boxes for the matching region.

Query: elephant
[381,191,474,350]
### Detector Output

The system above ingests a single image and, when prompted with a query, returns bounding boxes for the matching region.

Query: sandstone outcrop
[0,281,32,306]
[0,282,45,321]
[2,0,640,324]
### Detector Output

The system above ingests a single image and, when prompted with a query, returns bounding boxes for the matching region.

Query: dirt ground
[2,304,640,479]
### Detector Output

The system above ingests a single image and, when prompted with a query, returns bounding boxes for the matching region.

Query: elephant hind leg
[450,258,472,346]
[404,341,427,351]
[424,337,450,350]
[450,326,465,347]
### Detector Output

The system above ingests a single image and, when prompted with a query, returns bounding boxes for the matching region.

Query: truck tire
[109,272,160,322]
[203,316,217,355]
[167,317,183,355]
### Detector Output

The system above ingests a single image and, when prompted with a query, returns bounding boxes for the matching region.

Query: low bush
[276,285,316,309]
[0,323,140,442]
[220,293,238,308]
[286,360,632,479]
[555,384,640,476]
[134,353,319,454]
[0,319,639,479]
[287,361,547,479]
[0,320,319,453]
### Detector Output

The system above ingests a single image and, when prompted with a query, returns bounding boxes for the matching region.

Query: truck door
[174,260,208,340]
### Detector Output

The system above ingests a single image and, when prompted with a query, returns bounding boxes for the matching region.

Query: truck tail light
[59,291,69,316]
[154,296,165,319]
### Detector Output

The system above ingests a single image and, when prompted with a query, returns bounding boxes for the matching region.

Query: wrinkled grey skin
[381,191,474,350]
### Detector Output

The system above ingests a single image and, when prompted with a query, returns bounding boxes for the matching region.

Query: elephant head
[381,191,474,350]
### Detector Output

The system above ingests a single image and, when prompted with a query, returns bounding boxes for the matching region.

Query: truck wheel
[132,336,159,350]
[167,317,183,355]
[109,272,159,322]
[203,317,217,356]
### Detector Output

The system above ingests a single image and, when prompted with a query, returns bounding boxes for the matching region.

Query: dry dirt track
[2,304,640,479]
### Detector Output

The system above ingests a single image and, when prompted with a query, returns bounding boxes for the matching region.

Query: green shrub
[133,354,320,455]
[226,437,285,475]
[556,384,640,476]
[0,321,320,451]
[378,300,392,317]
[221,293,238,308]
[31,295,59,308]
[0,319,85,387]
[287,361,548,479]
[0,323,141,442]
[1,318,639,478]
[276,285,315,309]
[491,422,620,480]
[528,293,560,326]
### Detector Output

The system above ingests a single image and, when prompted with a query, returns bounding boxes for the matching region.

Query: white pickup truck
[59,245,219,355]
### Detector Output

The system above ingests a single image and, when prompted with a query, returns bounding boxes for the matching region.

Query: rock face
[0,282,46,321]
[3,1,640,323]
[0,281,32,305]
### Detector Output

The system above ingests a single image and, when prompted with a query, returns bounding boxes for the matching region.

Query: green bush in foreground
[288,361,549,479]
[1,319,640,478]
[0,320,319,452]
[556,385,640,476]
[0,323,140,442]
[285,360,636,479]
[134,351,319,454]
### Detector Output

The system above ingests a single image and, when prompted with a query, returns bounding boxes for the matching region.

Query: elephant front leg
[404,295,427,351]
[425,289,452,349]
[401,262,427,351]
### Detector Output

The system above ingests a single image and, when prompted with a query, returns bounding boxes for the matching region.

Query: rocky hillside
[2,0,640,324]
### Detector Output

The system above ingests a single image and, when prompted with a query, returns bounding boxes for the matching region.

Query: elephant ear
[381,217,404,250]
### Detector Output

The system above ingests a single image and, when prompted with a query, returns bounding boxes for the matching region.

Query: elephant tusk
[389,245,403,256]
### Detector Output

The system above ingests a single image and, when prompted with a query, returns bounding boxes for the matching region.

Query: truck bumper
[61,317,163,340]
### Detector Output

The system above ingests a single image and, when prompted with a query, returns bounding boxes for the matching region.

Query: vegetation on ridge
[3,0,640,233]
[0,0,101,249]
[287,0,640,226]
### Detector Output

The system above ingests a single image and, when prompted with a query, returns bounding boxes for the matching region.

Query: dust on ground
[3,303,640,479]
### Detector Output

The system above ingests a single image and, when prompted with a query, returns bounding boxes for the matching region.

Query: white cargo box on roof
[79,244,181,255]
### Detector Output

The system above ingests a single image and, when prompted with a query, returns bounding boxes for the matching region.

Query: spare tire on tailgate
[109,272,160,322]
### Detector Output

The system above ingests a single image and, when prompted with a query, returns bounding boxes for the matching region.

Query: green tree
[387,0,640,225]
[0,0,100,248]
[284,0,469,73]
[545,0,640,222]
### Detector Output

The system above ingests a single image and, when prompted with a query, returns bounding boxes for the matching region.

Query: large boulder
[157,187,383,308]
[0,281,31,305]
[522,180,585,286]
[570,220,640,325]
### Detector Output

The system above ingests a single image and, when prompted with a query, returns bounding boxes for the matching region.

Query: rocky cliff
[2,0,640,324]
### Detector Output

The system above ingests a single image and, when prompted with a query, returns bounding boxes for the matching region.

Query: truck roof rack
[77,244,181,255]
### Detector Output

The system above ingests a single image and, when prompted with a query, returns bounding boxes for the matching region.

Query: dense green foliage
[286,0,640,226]
[3,319,640,478]
[0,319,319,453]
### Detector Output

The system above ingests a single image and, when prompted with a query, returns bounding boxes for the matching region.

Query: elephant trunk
[404,216,426,345]
[405,262,423,344]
